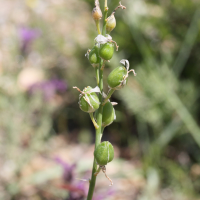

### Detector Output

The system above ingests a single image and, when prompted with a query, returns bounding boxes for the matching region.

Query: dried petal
[120,59,130,70]
[94,34,112,44]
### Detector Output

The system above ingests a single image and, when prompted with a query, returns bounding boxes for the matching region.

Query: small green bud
[106,13,116,33]
[102,101,116,127]
[88,46,100,67]
[78,86,100,113]
[99,42,114,61]
[94,141,114,166]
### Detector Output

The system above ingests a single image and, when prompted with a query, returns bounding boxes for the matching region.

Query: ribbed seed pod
[79,86,100,113]
[94,141,114,166]
[99,42,114,61]
[102,101,115,127]
[107,66,127,90]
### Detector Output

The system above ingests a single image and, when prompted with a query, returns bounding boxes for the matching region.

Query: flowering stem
[87,1,108,199]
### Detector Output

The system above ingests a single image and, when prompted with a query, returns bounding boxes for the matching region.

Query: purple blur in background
[55,157,76,183]
[55,157,87,200]
[18,27,41,55]
[55,157,116,200]
[29,79,67,100]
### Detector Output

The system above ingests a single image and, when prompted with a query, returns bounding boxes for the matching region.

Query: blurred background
[0,0,200,199]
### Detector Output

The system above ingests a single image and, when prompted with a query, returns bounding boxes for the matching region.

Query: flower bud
[94,141,114,166]
[88,45,100,67]
[99,42,114,61]
[102,101,116,127]
[106,13,116,33]
[79,86,100,113]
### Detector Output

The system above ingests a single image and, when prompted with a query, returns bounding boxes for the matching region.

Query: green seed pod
[88,46,100,67]
[102,101,115,127]
[94,141,114,166]
[107,66,127,90]
[99,42,114,61]
[79,86,100,113]
[106,13,116,33]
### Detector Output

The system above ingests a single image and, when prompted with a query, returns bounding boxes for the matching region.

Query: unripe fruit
[102,101,115,127]
[99,42,114,61]
[89,46,100,67]
[107,66,127,90]
[94,141,114,166]
[79,86,100,113]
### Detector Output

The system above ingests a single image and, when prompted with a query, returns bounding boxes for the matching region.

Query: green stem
[102,88,115,105]
[89,113,99,129]
[95,20,101,35]
[105,0,107,7]
[94,166,101,176]
[87,61,103,200]
[95,67,99,86]
[100,60,106,70]
[102,1,108,35]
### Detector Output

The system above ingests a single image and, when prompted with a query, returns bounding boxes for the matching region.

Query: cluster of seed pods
[73,1,136,187]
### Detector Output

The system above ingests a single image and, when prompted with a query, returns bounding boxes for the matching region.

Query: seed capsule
[92,5,102,21]
[107,59,136,90]
[99,42,114,61]
[94,141,114,166]
[105,2,126,34]
[106,13,116,33]
[107,66,127,90]
[88,46,100,67]
[79,86,100,113]
[102,101,115,127]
